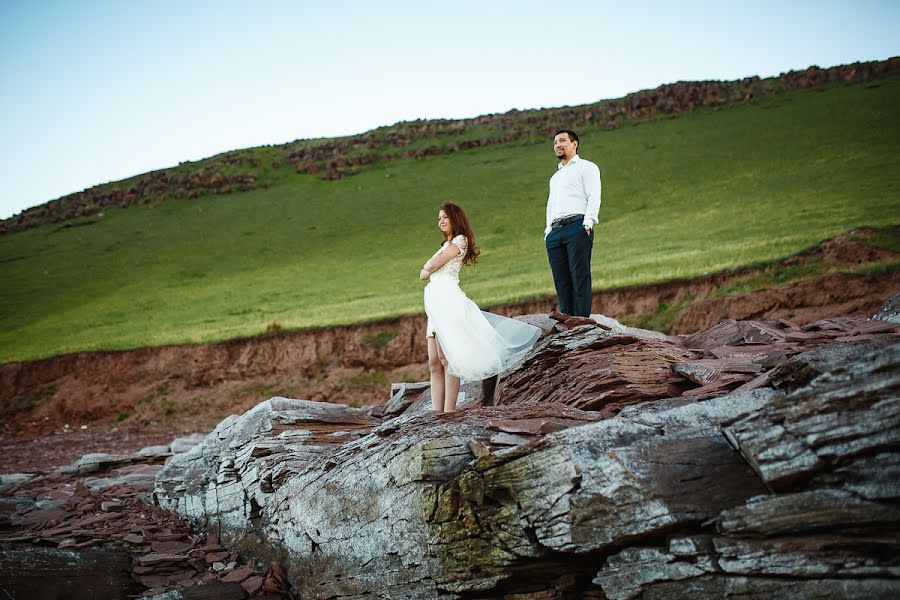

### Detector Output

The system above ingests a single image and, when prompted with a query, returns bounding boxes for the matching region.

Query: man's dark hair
[555,129,580,147]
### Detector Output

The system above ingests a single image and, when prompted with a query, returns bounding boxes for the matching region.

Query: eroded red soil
[1,231,897,473]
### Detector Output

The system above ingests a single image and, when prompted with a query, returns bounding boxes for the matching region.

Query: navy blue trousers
[546,221,594,316]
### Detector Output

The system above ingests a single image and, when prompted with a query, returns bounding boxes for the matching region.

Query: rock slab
[152,325,900,598]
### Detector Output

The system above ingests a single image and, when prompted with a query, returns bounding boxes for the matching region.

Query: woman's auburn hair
[440,202,480,267]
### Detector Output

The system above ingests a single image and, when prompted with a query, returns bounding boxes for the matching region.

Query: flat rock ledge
[153,308,900,598]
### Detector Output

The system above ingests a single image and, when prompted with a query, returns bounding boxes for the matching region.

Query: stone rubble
[0,431,293,598]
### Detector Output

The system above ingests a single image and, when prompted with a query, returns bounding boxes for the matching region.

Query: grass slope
[2,77,899,363]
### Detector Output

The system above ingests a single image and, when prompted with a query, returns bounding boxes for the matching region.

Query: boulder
[152,323,900,597]
[0,473,33,495]
[139,444,172,458]
[154,389,774,597]
[723,342,900,491]
[73,452,139,474]
[593,342,900,599]
[493,327,695,413]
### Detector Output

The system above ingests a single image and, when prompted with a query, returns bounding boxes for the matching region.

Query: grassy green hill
[2,74,899,363]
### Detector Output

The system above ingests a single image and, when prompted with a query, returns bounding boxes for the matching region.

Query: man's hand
[584,226,592,236]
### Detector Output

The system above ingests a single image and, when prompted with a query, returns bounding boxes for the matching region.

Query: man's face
[554,133,577,160]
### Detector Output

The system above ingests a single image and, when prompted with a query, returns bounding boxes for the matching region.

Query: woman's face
[438,210,453,237]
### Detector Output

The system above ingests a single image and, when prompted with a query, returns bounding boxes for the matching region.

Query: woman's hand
[419,268,431,281]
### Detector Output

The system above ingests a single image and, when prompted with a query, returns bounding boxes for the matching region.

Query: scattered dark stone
[0,547,141,598]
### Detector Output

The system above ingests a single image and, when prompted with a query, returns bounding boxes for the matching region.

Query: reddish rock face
[2,231,894,465]
[495,327,696,413]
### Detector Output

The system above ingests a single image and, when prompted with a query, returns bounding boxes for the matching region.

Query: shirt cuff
[582,218,595,229]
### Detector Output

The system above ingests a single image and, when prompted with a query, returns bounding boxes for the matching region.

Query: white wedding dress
[424,235,541,382]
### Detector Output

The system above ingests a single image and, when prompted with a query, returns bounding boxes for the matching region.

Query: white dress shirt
[545,154,602,237]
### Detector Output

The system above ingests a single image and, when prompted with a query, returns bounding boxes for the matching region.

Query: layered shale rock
[594,343,900,599]
[493,324,695,415]
[153,307,900,598]
[0,432,293,597]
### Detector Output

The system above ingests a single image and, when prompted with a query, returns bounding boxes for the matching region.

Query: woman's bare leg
[427,337,445,412]
[444,372,461,412]
[434,337,461,412]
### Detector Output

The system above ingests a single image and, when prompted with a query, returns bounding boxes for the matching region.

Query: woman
[419,202,541,412]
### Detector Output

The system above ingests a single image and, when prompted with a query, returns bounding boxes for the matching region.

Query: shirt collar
[557,154,581,169]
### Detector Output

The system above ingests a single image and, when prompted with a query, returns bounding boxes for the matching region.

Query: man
[544,129,601,317]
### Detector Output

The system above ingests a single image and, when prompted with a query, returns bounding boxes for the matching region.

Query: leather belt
[551,214,584,229]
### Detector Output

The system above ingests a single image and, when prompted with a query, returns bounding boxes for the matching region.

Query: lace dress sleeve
[451,235,467,255]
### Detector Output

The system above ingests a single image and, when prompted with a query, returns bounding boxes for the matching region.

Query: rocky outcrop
[594,343,900,599]
[151,305,900,598]
[493,324,695,415]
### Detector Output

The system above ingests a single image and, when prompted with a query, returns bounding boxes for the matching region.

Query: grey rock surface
[597,535,899,600]
[723,342,900,490]
[871,292,900,323]
[154,398,378,536]
[0,473,33,495]
[74,452,139,474]
[169,433,207,454]
[768,338,897,393]
[155,393,775,597]
[594,342,900,599]
[139,444,173,458]
[152,321,900,598]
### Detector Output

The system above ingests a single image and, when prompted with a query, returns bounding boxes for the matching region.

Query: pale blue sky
[1,0,898,219]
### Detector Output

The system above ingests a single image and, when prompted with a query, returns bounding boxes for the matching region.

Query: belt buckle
[553,215,576,229]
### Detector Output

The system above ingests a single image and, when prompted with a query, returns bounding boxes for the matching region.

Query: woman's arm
[419,243,461,281]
